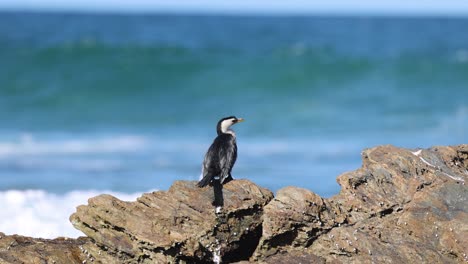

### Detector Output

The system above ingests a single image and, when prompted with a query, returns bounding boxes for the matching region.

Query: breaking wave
[0,189,151,239]
[0,134,148,157]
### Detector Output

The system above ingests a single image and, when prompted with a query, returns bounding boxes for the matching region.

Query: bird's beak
[236,118,245,123]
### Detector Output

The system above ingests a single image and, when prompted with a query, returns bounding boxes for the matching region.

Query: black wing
[197,134,237,187]
[219,135,237,184]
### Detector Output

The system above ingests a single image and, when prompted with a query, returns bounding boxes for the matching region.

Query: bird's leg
[212,178,224,213]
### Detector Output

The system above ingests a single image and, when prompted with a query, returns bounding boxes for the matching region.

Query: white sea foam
[0,189,149,239]
[0,134,148,158]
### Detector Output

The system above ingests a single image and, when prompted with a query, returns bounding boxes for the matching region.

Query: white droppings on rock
[213,244,222,264]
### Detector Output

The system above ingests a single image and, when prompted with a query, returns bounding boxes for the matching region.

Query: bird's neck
[218,129,236,137]
[225,129,236,137]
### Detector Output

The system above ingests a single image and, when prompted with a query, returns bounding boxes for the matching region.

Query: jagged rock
[70,179,273,263]
[253,186,342,259]
[236,250,325,264]
[1,145,466,263]
[253,145,468,263]
[0,232,90,263]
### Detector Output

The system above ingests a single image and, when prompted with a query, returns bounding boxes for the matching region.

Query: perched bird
[198,116,244,188]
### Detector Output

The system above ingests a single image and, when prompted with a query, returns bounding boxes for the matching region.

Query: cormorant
[197,116,244,188]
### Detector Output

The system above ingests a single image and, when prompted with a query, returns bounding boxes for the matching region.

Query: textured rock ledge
[1,144,467,263]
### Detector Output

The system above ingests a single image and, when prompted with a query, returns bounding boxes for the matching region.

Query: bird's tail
[197,175,211,188]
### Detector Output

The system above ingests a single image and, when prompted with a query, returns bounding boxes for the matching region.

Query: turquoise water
[0,12,467,197]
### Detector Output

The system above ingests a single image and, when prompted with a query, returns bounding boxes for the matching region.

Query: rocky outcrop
[0,232,91,263]
[70,179,273,263]
[0,145,466,263]
[254,145,468,263]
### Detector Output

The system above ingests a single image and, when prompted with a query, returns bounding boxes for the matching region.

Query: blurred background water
[0,12,467,238]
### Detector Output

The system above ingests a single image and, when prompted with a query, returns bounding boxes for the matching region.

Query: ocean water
[0,12,467,238]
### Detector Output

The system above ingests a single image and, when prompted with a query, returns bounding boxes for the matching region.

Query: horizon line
[2,7,468,18]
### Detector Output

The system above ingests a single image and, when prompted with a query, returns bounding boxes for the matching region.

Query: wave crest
[0,134,147,157]
[0,189,150,239]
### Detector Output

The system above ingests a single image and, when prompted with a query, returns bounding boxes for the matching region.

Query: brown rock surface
[70,179,273,263]
[0,232,90,263]
[254,144,468,263]
[1,145,466,263]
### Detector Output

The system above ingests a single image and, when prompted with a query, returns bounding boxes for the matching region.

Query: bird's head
[217,116,244,135]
